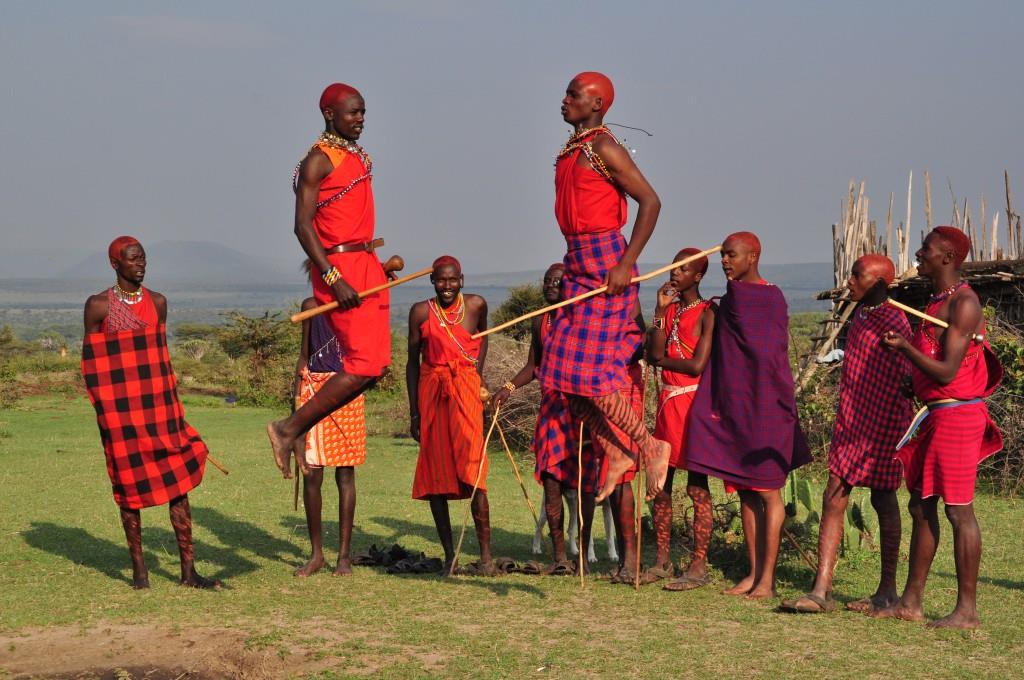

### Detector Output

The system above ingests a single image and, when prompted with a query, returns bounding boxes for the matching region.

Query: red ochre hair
[432,255,462,274]
[855,253,896,285]
[319,83,361,112]
[677,248,709,275]
[573,71,615,114]
[724,231,762,255]
[108,236,141,261]
[932,226,971,267]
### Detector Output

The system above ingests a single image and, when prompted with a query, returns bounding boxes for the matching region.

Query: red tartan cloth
[81,325,207,509]
[532,388,602,493]
[828,305,914,490]
[897,287,1003,504]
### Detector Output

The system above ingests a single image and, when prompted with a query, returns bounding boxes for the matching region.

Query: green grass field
[2,394,1023,678]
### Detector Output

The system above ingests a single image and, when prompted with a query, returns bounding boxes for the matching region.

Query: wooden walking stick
[291,256,431,323]
[577,421,585,589]
[784,525,819,572]
[634,452,643,590]
[473,246,723,339]
[450,404,502,576]
[206,454,229,475]
[494,420,540,528]
[293,459,301,511]
[885,298,984,342]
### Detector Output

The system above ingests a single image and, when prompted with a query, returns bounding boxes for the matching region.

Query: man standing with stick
[408,256,493,576]
[268,82,390,472]
[874,227,1002,629]
[539,71,670,504]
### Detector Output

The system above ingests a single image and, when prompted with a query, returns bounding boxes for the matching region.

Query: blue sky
[2,1,1021,278]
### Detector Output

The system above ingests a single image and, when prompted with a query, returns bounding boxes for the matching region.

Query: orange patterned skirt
[297,368,367,468]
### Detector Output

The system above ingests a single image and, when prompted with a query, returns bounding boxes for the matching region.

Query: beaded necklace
[856,299,886,320]
[929,280,966,304]
[428,295,478,365]
[292,132,373,209]
[668,298,705,355]
[113,283,143,305]
[556,126,616,182]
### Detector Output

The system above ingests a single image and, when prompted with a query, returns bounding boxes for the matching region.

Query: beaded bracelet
[652,316,665,330]
[502,381,517,394]
[322,266,341,286]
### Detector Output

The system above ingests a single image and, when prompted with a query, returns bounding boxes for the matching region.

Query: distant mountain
[59,241,299,284]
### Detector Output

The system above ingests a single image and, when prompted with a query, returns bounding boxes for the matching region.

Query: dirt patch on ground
[0,619,447,679]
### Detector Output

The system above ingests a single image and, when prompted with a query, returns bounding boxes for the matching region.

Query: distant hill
[59,241,298,284]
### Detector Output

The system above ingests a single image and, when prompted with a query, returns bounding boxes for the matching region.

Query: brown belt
[326,237,384,254]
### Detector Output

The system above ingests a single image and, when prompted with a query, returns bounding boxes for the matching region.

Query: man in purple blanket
[686,231,812,600]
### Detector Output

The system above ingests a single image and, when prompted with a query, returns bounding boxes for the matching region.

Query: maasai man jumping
[407,256,493,575]
[686,232,812,600]
[781,254,912,614]
[873,227,1002,629]
[268,83,389,474]
[82,236,220,590]
[494,263,587,575]
[647,248,717,590]
[539,71,670,505]
[291,290,368,577]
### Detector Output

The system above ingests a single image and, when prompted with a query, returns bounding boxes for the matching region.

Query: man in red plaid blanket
[82,236,220,590]
[538,71,670,506]
[874,227,1003,629]
[781,254,912,614]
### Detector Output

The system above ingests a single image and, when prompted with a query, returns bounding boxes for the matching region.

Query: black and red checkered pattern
[81,325,207,509]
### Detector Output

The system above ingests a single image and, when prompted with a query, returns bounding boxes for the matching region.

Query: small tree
[217,311,295,378]
[173,322,221,343]
[491,284,545,341]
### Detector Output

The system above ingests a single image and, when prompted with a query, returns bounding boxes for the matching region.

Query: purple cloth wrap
[685,280,812,489]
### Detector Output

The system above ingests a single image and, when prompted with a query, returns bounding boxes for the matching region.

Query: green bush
[491,284,545,341]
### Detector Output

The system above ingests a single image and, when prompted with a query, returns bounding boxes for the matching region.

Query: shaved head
[723,231,761,255]
[319,82,361,113]
[432,255,461,275]
[108,235,141,262]
[572,71,615,114]
[855,254,896,285]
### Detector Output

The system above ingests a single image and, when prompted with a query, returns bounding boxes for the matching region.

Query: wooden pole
[577,421,585,589]
[450,404,501,576]
[924,169,933,231]
[290,267,432,323]
[633,451,643,590]
[1007,170,1016,258]
[206,453,229,476]
[494,420,541,529]
[886,298,983,342]
[473,246,723,339]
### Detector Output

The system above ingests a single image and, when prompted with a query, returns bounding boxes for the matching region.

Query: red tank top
[661,300,711,388]
[101,287,158,332]
[420,298,481,368]
[554,131,627,236]
[311,143,375,248]
[911,284,995,401]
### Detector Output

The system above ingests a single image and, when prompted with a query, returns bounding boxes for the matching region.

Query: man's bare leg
[333,466,356,576]
[725,491,762,595]
[684,472,713,579]
[651,468,675,570]
[296,468,326,577]
[543,475,568,562]
[800,474,851,606]
[169,495,221,589]
[119,507,149,589]
[428,496,455,572]
[858,488,901,611]
[928,503,981,629]
[577,490,596,575]
[612,481,638,577]
[746,489,782,599]
[568,392,670,502]
[471,490,494,570]
[872,493,937,622]
[268,373,376,474]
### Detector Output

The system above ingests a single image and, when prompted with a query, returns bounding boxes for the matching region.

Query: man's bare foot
[267,421,293,477]
[870,601,926,622]
[181,572,223,590]
[723,575,755,596]
[745,586,778,600]
[596,451,636,503]
[332,558,353,576]
[847,591,899,613]
[130,575,151,590]
[294,554,326,577]
[643,440,671,500]
[927,611,980,630]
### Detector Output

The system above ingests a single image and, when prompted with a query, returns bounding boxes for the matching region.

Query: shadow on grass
[192,506,305,564]
[21,520,260,585]
[935,571,1024,592]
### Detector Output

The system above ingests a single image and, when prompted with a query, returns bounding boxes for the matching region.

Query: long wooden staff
[207,454,229,475]
[494,420,540,528]
[633,453,643,590]
[450,404,502,576]
[577,421,585,589]
[885,298,984,342]
[472,246,724,339]
[291,266,432,323]
[784,525,819,572]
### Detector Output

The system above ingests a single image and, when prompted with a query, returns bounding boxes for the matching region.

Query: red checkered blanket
[81,325,208,509]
